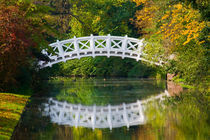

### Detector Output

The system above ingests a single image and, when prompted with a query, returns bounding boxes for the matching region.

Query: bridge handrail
[39,35,164,68]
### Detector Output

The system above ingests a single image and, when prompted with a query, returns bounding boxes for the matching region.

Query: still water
[13,78,171,140]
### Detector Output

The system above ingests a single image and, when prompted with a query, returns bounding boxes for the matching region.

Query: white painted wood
[122,35,128,59]
[90,34,95,58]
[137,39,144,61]
[106,34,111,58]
[74,36,80,59]
[39,35,163,68]
[56,40,65,61]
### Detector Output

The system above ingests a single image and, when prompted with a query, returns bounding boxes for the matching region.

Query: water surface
[13,78,168,140]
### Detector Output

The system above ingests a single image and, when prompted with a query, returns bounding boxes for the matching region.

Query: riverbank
[0,93,30,139]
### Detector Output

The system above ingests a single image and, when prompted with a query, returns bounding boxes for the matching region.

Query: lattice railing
[39,35,163,68]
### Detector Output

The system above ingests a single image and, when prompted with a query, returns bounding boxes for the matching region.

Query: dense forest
[0,0,209,92]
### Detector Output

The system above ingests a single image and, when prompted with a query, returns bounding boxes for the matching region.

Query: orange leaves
[158,4,206,47]
[173,3,182,10]
[132,1,206,48]
[132,0,147,6]
[161,14,169,20]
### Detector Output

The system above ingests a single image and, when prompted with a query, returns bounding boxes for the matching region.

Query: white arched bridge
[42,90,169,130]
[39,35,163,68]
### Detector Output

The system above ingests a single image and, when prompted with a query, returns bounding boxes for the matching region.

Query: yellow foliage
[173,3,182,10]
[133,0,147,6]
[159,3,206,46]
[132,0,207,52]
[132,0,158,35]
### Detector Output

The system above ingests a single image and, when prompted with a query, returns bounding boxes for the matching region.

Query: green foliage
[132,0,209,85]
[57,56,160,78]
[93,57,131,77]
[174,41,208,84]
[96,0,139,36]
[66,0,139,37]
[143,34,167,63]
[49,0,157,78]
[59,57,96,76]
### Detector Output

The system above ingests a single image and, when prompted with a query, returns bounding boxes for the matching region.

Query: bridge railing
[39,35,163,68]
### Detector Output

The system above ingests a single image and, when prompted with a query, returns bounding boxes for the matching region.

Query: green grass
[0,93,30,139]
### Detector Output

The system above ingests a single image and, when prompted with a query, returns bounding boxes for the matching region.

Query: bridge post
[137,39,144,61]
[106,34,111,58]
[57,40,65,62]
[74,36,80,59]
[122,35,128,59]
[90,34,95,58]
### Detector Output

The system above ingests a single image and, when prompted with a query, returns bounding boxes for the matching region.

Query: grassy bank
[0,93,30,139]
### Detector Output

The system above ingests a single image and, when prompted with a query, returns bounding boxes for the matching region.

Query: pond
[12,78,176,140]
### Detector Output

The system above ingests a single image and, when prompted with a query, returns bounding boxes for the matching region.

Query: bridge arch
[39,34,162,68]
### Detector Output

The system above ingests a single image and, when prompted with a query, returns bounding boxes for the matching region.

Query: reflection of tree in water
[48,78,166,105]
[49,78,105,105]
[34,125,137,140]
[14,115,144,140]
[23,124,162,140]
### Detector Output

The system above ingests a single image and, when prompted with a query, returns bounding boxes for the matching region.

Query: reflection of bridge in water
[42,90,169,130]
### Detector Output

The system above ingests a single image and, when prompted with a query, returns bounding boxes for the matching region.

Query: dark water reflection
[45,78,166,105]
[13,78,171,140]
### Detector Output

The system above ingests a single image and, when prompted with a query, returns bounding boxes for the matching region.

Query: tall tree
[0,0,59,91]
[0,4,36,90]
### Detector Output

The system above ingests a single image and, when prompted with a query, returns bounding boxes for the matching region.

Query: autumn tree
[132,0,209,84]
[0,5,36,90]
[0,0,56,91]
